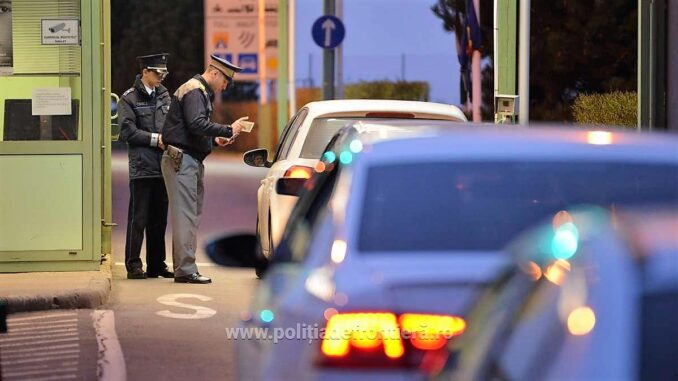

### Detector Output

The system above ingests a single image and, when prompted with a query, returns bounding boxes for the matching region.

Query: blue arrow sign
[312,15,345,49]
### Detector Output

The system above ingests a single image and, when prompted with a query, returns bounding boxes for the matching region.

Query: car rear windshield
[299,118,447,159]
[359,161,678,252]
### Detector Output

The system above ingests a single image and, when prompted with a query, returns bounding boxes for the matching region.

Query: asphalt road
[0,152,267,381]
[109,151,266,380]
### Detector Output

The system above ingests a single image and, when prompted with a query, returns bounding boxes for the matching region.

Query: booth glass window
[0,0,82,142]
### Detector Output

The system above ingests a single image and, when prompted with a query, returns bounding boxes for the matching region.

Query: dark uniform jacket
[118,76,170,179]
[161,75,233,162]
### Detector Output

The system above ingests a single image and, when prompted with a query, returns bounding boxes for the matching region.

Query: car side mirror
[243,148,271,168]
[276,178,307,196]
[205,233,266,268]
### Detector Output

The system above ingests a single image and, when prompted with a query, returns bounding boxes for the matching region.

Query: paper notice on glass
[32,88,72,116]
[241,121,255,133]
[0,0,13,75]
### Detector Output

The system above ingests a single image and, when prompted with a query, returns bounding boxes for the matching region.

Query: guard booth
[0,0,113,272]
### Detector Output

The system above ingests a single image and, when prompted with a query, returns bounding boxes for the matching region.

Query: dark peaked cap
[209,54,242,78]
[137,53,169,72]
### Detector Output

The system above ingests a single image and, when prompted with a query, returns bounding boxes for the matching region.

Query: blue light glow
[339,151,353,164]
[260,309,275,323]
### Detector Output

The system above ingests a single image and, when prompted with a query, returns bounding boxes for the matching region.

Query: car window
[298,117,445,159]
[299,118,363,159]
[359,161,678,252]
[275,135,346,263]
[278,108,309,160]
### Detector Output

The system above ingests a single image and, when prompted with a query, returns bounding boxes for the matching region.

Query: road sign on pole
[312,15,345,49]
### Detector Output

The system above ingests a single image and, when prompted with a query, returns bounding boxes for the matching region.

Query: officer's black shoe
[127,268,147,279]
[174,273,212,284]
[147,267,174,278]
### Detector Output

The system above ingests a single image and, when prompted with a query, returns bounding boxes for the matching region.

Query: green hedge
[344,80,430,101]
[572,91,637,127]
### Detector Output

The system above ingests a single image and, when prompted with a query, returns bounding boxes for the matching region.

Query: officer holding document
[161,54,248,284]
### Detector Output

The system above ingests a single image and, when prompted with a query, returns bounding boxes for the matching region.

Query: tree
[432,0,637,122]
[111,0,259,101]
[432,0,495,120]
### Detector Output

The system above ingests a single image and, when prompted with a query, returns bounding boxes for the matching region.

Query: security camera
[494,94,519,124]
[49,23,71,33]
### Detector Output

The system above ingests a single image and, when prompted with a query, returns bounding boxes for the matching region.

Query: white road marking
[156,293,217,320]
[7,312,76,322]
[6,361,79,373]
[8,343,79,354]
[10,323,77,332]
[8,318,78,327]
[24,375,77,381]
[3,367,78,378]
[3,349,80,360]
[92,310,126,381]
[10,327,78,335]
[0,332,78,342]
[0,354,79,366]
[0,336,79,347]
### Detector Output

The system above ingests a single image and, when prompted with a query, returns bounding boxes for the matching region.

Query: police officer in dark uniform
[161,54,248,284]
[118,53,173,279]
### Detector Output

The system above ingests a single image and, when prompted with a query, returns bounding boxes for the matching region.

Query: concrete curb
[1,255,113,314]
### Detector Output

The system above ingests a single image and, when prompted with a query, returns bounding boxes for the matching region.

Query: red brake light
[283,165,313,179]
[399,313,466,351]
[318,312,465,371]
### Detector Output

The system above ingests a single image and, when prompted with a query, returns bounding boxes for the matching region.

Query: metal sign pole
[323,0,336,100]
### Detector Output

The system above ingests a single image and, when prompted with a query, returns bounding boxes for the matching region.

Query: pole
[472,0,482,122]
[638,0,652,130]
[668,0,677,131]
[494,0,518,124]
[322,0,336,100]
[336,0,344,98]
[277,0,289,135]
[258,0,273,151]
[289,0,297,115]
[258,0,267,104]
[518,0,530,124]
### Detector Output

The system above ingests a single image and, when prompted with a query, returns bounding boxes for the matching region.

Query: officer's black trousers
[124,177,168,273]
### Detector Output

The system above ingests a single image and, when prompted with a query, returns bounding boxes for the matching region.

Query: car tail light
[318,312,465,371]
[283,165,313,179]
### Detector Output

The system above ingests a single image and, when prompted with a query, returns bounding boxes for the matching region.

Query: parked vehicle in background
[433,206,678,381]
[221,125,678,380]
[242,99,467,276]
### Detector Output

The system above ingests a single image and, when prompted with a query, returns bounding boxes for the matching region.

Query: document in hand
[241,121,255,133]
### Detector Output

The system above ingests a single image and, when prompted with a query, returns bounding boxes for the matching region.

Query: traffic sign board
[312,15,345,49]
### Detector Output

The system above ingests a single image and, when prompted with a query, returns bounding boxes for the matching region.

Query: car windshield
[359,161,678,252]
[299,118,449,159]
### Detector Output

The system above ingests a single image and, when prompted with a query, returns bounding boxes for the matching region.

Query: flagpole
[472,0,482,122]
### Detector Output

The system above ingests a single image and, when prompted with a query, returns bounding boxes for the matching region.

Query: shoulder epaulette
[175,78,209,101]
[122,87,135,98]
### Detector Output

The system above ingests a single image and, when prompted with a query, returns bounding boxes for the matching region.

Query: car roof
[301,99,468,122]
[357,124,678,163]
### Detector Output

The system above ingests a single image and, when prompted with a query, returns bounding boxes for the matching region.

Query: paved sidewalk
[0,255,113,314]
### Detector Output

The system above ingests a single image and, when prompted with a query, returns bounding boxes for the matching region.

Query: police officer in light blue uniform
[161,54,248,284]
[118,53,173,280]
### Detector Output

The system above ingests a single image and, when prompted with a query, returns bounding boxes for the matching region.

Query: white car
[223,125,678,380]
[243,99,467,275]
